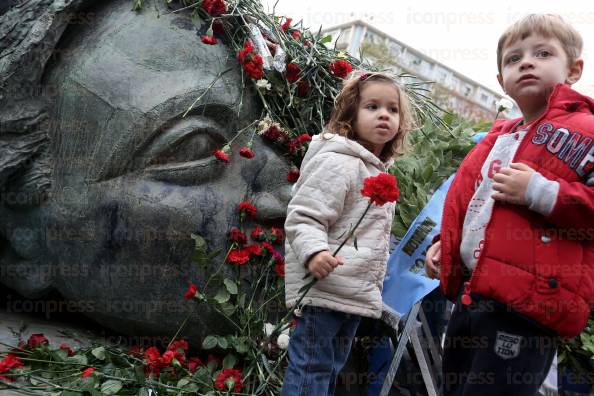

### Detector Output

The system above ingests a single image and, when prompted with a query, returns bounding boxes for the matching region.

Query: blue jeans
[281,305,362,396]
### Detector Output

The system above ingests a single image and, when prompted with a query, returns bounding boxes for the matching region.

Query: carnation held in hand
[360,172,400,206]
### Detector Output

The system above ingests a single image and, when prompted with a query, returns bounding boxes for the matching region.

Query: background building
[323,20,520,120]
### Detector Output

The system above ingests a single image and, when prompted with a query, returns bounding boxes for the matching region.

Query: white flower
[496,98,513,112]
[263,322,275,337]
[281,324,291,336]
[256,79,272,90]
[277,333,290,350]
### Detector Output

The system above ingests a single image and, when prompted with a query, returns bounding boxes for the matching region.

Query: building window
[480,93,489,103]
[463,84,473,97]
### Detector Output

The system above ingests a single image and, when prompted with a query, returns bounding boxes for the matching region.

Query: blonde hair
[497,14,583,74]
[325,72,415,162]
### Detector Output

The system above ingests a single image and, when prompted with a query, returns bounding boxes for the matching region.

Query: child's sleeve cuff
[525,172,559,216]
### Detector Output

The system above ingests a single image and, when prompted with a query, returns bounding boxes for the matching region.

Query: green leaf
[222,353,238,369]
[214,287,230,304]
[194,367,211,383]
[137,389,150,396]
[224,278,238,295]
[220,302,236,316]
[100,380,123,395]
[68,354,88,366]
[217,336,229,349]
[91,346,106,360]
[177,378,191,388]
[60,392,84,396]
[232,337,249,354]
[202,335,218,350]
[320,35,332,44]
[237,293,246,308]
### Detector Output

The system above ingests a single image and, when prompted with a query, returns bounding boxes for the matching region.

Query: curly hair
[325,72,415,162]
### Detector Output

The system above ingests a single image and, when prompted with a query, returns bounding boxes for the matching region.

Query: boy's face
[497,34,583,118]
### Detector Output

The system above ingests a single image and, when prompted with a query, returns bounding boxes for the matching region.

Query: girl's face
[353,82,400,157]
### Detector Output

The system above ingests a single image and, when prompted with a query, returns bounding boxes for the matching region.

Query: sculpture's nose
[251,153,292,226]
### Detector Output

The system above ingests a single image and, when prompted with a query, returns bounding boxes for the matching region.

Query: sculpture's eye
[136,116,229,185]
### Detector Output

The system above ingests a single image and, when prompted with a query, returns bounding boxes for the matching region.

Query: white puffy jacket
[284,133,395,318]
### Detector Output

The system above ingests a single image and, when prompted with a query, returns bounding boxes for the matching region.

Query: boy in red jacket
[425,14,594,395]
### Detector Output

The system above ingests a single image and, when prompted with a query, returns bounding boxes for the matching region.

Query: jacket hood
[302,132,394,172]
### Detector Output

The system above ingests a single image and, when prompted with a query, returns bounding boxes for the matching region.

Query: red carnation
[287,169,300,183]
[261,241,275,255]
[237,41,254,64]
[201,0,226,16]
[201,35,218,45]
[304,39,311,47]
[297,80,310,96]
[297,133,311,143]
[188,357,204,373]
[184,283,198,300]
[261,124,288,142]
[270,227,285,244]
[229,227,247,244]
[0,354,23,375]
[81,367,95,378]
[329,60,353,79]
[281,17,292,33]
[286,63,301,83]
[167,339,188,352]
[238,201,257,218]
[128,345,144,358]
[161,350,185,366]
[227,248,251,265]
[243,57,264,79]
[251,226,264,241]
[60,343,75,357]
[27,334,48,348]
[246,242,262,256]
[213,149,230,163]
[215,368,243,393]
[212,20,225,36]
[291,31,301,40]
[360,173,400,206]
[239,147,255,158]
[274,262,285,277]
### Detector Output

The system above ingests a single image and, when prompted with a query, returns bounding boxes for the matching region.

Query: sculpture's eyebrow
[91,86,243,182]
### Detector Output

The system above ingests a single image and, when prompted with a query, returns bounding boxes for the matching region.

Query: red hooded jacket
[439,84,594,338]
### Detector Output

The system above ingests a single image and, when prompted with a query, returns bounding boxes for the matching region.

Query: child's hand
[492,162,535,205]
[425,241,441,280]
[306,251,343,280]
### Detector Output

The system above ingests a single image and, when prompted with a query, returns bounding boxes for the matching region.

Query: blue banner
[381,174,454,315]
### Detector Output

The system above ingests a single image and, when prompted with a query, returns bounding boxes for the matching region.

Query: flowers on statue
[329,60,353,79]
[263,323,275,337]
[291,31,301,40]
[238,201,257,218]
[273,261,285,278]
[200,35,218,45]
[27,334,49,348]
[255,79,272,91]
[0,354,23,377]
[59,343,75,357]
[286,63,301,83]
[360,172,400,206]
[259,123,288,143]
[201,0,227,17]
[287,168,300,183]
[187,357,204,373]
[81,367,96,378]
[270,227,285,244]
[227,248,251,265]
[280,17,292,33]
[183,283,198,300]
[239,147,255,158]
[297,80,310,96]
[245,242,262,256]
[214,368,243,393]
[250,226,264,241]
[276,333,290,349]
[167,340,189,353]
[229,227,247,244]
[288,133,312,156]
[237,41,264,80]
[213,145,231,163]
